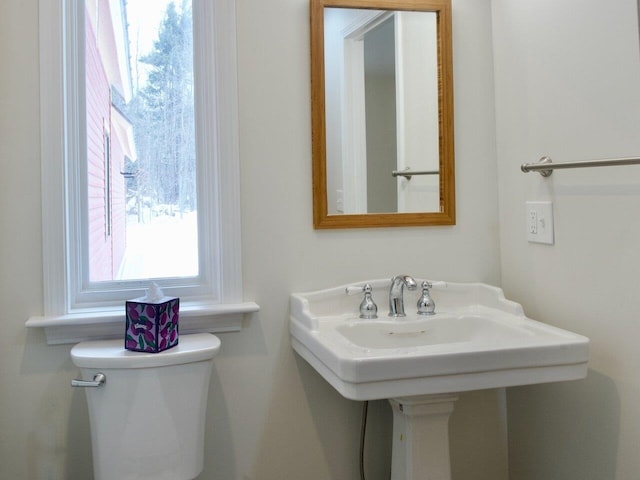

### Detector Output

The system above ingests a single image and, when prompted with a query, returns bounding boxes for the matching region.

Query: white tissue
[143,282,165,303]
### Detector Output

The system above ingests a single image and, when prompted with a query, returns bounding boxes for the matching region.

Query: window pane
[85,0,198,282]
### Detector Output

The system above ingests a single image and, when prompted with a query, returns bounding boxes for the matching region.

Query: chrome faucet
[388,275,417,317]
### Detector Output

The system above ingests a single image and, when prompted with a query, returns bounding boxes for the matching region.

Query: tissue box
[125,297,179,353]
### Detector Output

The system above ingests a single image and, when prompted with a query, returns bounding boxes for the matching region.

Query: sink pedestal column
[389,394,458,480]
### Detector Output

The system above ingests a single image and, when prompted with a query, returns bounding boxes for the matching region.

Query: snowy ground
[118,211,199,280]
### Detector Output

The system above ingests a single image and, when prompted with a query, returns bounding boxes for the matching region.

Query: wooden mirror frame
[311,0,455,229]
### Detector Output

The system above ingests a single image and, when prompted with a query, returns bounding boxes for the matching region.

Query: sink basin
[290,279,589,400]
[335,314,533,349]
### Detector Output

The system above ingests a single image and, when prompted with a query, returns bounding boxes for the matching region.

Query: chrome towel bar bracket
[522,155,640,177]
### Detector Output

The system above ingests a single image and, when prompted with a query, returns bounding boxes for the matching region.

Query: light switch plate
[526,201,554,244]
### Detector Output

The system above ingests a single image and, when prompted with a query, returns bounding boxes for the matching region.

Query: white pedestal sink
[289,279,589,479]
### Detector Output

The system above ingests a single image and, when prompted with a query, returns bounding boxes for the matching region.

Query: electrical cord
[360,401,392,480]
[360,400,369,480]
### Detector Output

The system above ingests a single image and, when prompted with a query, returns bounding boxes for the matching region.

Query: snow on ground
[118,211,198,280]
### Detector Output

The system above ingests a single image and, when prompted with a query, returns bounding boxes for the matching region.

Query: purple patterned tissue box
[125,297,179,353]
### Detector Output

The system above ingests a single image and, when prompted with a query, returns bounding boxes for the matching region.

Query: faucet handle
[345,284,378,319]
[345,284,367,295]
[417,281,436,316]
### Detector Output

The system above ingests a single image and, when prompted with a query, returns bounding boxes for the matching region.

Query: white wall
[0,0,504,479]
[492,0,640,478]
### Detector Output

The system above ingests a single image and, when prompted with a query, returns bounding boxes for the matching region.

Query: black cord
[360,400,369,480]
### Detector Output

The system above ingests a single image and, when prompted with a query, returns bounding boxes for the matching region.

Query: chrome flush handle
[71,373,106,388]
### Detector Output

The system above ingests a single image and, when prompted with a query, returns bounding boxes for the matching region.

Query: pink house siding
[85,13,127,282]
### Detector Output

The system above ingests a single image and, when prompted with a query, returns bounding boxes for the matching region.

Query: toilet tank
[71,333,221,480]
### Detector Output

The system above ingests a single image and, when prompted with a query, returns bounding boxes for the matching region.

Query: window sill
[26,301,260,345]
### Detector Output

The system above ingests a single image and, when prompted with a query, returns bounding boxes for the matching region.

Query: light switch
[526,201,554,245]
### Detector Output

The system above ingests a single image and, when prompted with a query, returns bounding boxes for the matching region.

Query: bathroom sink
[335,314,527,349]
[290,280,589,400]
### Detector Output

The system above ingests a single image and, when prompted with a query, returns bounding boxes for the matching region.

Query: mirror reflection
[324,8,440,214]
[311,0,455,229]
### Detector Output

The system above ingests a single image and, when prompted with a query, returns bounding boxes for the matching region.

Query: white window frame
[27,0,258,344]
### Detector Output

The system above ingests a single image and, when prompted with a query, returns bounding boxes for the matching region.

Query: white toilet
[71,333,221,480]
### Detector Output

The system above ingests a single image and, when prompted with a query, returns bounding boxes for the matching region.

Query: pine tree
[126,1,195,217]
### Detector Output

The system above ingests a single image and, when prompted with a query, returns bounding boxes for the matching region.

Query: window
[31,0,257,343]
[85,1,198,283]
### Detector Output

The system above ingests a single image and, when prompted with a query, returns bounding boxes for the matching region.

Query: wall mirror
[311,0,455,228]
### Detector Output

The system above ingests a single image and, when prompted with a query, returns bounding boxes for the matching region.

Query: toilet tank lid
[71,333,221,369]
